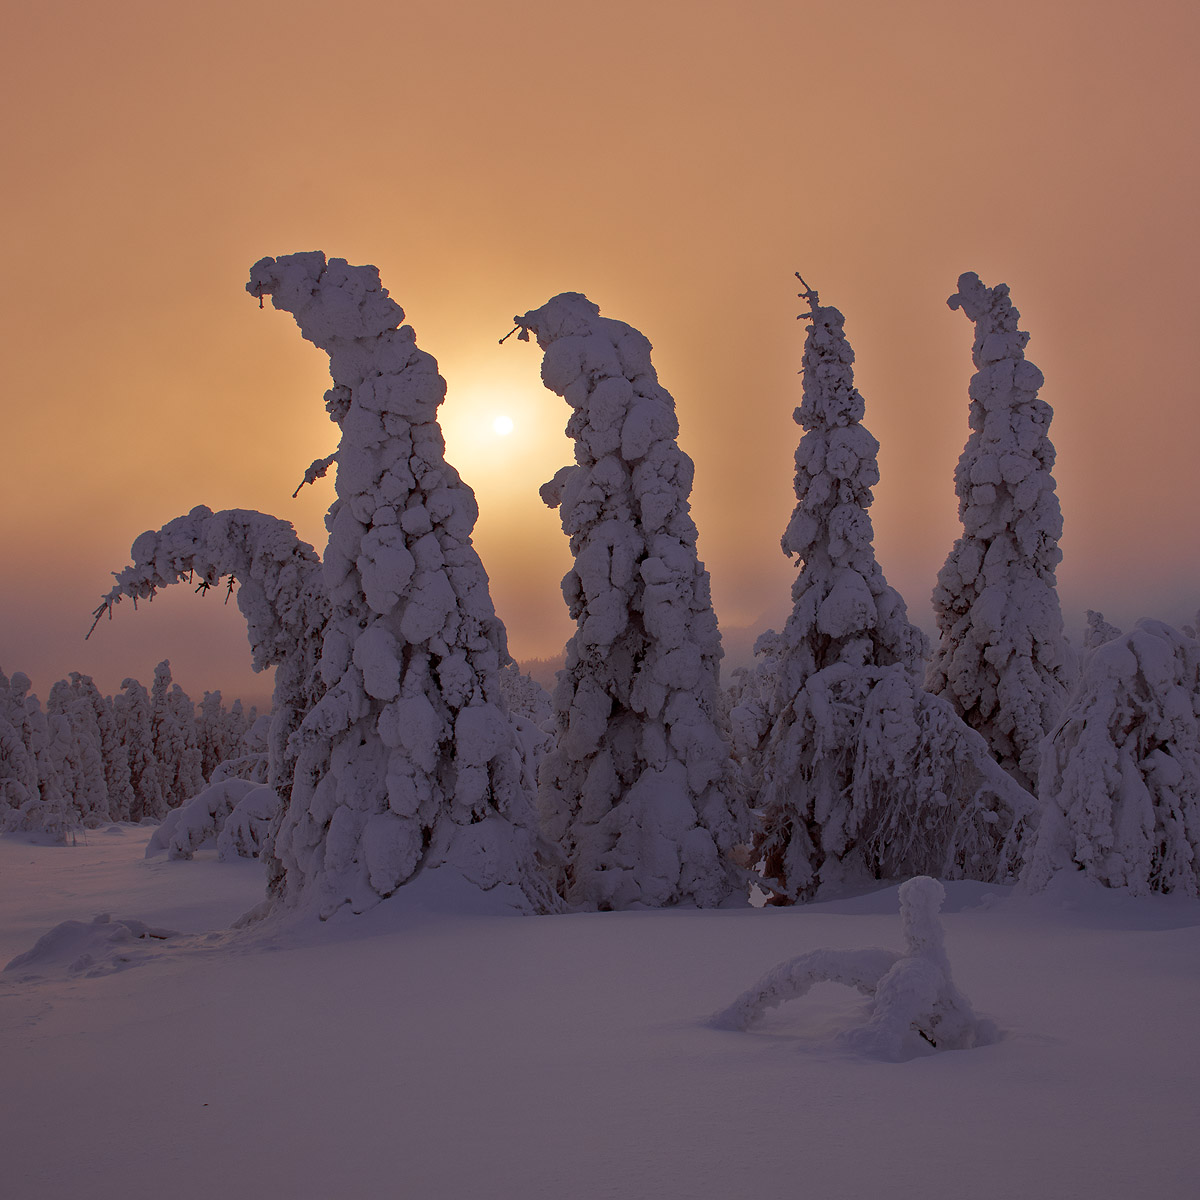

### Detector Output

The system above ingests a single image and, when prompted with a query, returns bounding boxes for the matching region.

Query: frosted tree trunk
[514,292,748,909]
[927,272,1075,791]
[248,252,556,917]
[1023,619,1200,896]
[744,286,1032,902]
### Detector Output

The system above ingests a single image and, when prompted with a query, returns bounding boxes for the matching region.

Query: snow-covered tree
[1023,619,1200,896]
[741,283,1033,902]
[69,673,134,821]
[95,505,330,847]
[47,678,110,825]
[927,272,1075,791]
[1,670,43,830]
[148,661,203,809]
[0,671,73,838]
[113,677,164,822]
[247,251,556,916]
[513,292,747,909]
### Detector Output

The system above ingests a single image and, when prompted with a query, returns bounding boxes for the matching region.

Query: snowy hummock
[927,272,1075,791]
[714,876,998,1060]
[1024,619,1200,896]
[514,292,747,908]
[738,286,1033,901]
[248,253,556,917]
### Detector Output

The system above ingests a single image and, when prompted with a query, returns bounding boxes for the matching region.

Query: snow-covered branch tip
[291,453,337,499]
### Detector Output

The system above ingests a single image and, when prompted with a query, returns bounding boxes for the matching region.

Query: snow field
[3,829,1199,1200]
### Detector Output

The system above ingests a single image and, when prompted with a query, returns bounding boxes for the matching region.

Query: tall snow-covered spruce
[513,292,747,908]
[248,253,556,916]
[739,280,1034,902]
[928,272,1075,791]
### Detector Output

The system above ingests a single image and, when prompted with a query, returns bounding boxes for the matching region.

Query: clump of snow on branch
[248,252,556,917]
[739,284,1031,902]
[514,292,748,909]
[927,272,1075,791]
[713,876,997,1061]
[1023,619,1200,896]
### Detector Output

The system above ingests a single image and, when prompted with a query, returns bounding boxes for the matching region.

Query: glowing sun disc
[493,414,515,436]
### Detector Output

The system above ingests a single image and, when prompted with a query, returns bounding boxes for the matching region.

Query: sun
[492,414,515,436]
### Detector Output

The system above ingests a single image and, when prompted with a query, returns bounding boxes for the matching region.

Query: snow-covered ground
[3,828,1199,1200]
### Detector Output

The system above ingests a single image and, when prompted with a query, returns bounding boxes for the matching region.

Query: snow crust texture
[248,253,557,917]
[1024,619,1200,896]
[714,876,997,1060]
[735,290,1032,901]
[516,292,747,908]
[927,272,1075,791]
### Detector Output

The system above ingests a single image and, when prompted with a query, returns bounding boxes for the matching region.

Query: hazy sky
[3,0,1197,710]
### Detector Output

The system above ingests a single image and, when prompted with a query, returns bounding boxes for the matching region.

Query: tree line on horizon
[4,251,1197,911]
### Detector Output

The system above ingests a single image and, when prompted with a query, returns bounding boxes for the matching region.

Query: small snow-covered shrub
[146,778,277,861]
[713,876,997,1061]
[1023,619,1200,896]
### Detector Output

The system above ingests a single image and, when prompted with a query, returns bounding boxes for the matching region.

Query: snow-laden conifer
[927,272,1075,791]
[513,292,747,908]
[113,677,164,822]
[96,505,328,836]
[0,672,72,838]
[69,673,134,821]
[248,252,555,916]
[742,282,1034,902]
[47,678,109,825]
[1023,619,1200,896]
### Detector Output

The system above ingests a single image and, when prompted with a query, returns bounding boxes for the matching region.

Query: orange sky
[2,0,1197,710]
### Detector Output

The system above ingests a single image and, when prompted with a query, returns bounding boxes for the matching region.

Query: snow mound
[3,913,179,980]
[145,778,278,861]
[713,876,998,1061]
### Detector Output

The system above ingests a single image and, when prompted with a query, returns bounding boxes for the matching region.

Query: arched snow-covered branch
[94,506,328,817]
[713,876,997,1060]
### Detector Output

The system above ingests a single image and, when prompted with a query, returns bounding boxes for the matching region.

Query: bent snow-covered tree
[514,292,747,908]
[94,506,329,835]
[739,282,1034,902]
[249,252,555,916]
[1023,619,1200,896]
[927,272,1075,791]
